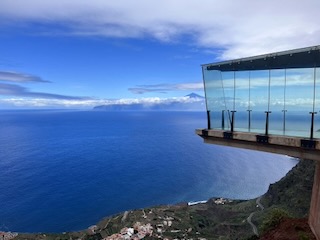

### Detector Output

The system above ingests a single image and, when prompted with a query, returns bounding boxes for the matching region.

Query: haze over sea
[0,110,297,233]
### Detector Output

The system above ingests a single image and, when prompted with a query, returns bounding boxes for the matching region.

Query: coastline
[4,159,316,239]
[2,197,254,240]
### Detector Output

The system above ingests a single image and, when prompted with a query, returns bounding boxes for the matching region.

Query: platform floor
[196,128,320,162]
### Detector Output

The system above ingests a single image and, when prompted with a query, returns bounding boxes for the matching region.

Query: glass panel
[202,68,225,129]
[314,67,320,139]
[234,71,250,131]
[249,70,269,134]
[269,69,286,135]
[285,68,314,138]
[220,71,235,131]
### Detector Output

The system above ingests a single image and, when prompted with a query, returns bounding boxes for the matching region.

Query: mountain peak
[185,93,204,99]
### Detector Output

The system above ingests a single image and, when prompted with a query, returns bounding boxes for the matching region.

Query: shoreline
[0,197,249,238]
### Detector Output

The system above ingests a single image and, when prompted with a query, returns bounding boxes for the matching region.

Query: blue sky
[0,0,320,108]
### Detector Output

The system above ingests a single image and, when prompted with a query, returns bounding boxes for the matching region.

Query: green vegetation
[260,208,291,234]
[253,159,315,229]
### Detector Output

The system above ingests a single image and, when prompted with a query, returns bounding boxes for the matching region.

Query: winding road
[247,196,264,236]
[256,196,264,211]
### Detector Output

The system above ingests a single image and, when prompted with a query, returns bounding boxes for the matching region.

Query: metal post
[231,111,236,132]
[207,110,211,130]
[247,109,252,130]
[221,110,225,129]
[310,112,317,139]
[282,110,287,133]
[265,111,271,135]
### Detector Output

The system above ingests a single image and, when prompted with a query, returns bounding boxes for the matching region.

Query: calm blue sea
[0,110,297,233]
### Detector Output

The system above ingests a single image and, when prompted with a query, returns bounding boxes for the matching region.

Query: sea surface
[0,110,298,233]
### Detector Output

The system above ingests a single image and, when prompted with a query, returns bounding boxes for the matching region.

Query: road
[256,196,264,210]
[247,212,259,236]
[247,196,264,236]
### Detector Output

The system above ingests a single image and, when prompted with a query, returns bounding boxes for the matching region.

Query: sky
[0,0,320,109]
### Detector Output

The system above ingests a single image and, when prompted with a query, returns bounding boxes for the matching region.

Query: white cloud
[129,82,204,94]
[1,0,320,59]
[0,98,103,108]
[0,95,204,108]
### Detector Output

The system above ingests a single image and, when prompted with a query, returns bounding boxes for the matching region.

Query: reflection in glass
[202,66,320,139]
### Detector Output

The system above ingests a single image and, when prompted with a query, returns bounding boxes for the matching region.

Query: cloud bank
[129,82,203,94]
[0,82,90,100]
[1,0,320,59]
[0,71,50,83]
[0,95,204,109]
[0,69,205,108]
[0,71,91,102]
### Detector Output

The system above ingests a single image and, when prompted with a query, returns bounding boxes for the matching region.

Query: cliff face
[261,159,315,218]
[254,159,317,240]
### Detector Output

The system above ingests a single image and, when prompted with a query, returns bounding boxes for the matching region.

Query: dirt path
[121,211,129,222]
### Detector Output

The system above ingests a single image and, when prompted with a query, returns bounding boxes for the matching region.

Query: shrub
[260,208,290,233]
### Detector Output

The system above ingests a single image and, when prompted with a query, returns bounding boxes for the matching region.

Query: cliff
[261,159,315,217]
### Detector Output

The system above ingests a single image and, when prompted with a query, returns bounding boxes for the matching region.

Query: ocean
[0,110,297,233]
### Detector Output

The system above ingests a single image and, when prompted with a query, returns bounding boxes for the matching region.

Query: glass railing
[203,67,320,139]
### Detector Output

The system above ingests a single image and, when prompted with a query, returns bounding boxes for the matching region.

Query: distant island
[93,93,205,111]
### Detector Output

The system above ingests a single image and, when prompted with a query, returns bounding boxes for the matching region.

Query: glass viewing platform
[202,45,320,139]
[197,45,320,239]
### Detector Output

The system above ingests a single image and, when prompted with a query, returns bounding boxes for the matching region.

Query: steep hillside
[251,159,316,239]
[261,159,315,217]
